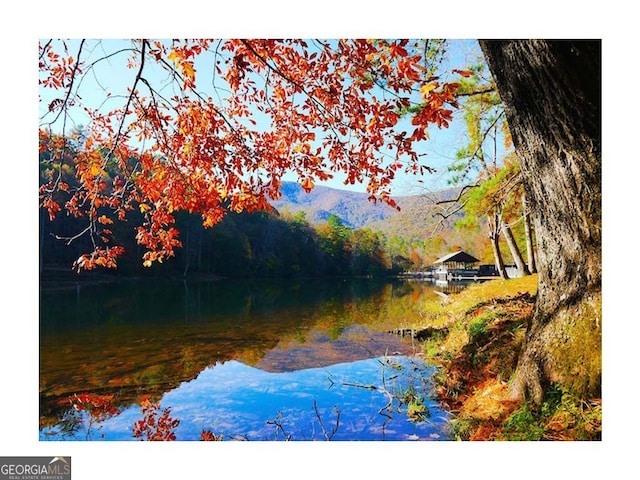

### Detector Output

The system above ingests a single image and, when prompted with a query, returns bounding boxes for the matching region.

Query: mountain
[270,182,397,228]
[270,181,463,238]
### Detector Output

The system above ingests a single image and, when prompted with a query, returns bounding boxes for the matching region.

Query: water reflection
[432,278,477,295]
[39,278,449,440]
[41,356,449,441]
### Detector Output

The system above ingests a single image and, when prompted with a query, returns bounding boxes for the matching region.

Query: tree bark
[480,40,601,403]
[490,232,508,279]
[522,193,537,274]
[502,221,530,276]
[488,213,508,279]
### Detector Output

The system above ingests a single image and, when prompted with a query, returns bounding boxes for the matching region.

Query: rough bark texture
[488,213,508,279]
[480,40,601,403]
[522,194,537,274]
[503,222,530,276]
[490,230,508,279]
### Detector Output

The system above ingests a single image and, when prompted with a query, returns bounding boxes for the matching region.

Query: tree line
[40,139,392,279]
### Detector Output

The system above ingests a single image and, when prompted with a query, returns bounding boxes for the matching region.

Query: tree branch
[313,400,340,441]
[455,84,496,98]
[47,39,86,127]
[435,183,479,206]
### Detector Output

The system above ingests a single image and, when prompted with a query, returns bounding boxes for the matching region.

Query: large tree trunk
[480,40,601,403]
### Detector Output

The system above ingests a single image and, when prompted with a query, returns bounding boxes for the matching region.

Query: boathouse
[433,250,480,280]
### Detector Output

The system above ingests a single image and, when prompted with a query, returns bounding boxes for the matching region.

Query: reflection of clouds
[43,356,450,440]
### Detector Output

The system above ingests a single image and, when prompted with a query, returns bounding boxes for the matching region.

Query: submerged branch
[313,400,341,441]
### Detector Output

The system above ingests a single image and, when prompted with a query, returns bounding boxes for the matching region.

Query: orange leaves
[41,196,61,221]
[411,79,461,135]
[453,68,475,78]
[97,214,113,225]
[133,400,180,441]
[39,46,80,90]
[200,430,223,441]
[167,48,196,89]
[396,56,425,83]
[388,41,409,58]
[301,178,314,193]
[202,206,225,228]
[72,246,125,272]
[41,39,468,271]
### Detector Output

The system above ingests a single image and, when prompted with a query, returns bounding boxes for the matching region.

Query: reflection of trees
[40,393,122,440]
[42,353,447,441]
[39,279,438,427]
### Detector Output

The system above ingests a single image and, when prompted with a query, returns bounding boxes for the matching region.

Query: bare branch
[455,84,496,98]
[313,400,341,441]
[47,39,86,127]
[435,183,479,206]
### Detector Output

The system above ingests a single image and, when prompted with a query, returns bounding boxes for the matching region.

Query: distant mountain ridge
[271,182,396,228]
[271,181,461,235]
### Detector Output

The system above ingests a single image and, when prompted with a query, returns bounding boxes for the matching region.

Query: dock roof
[433,250,479,264]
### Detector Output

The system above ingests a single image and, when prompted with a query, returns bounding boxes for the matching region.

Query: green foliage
[502,384,602,441]
[503,404,546,440]
[467,317,489,340]
[447,417,475,440]
[406,399,429,422]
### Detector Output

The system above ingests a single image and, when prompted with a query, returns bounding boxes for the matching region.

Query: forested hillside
[40,204,392,279]
[272,181,462,232]
[271,182,398,228]
[272,182,522,268]
[40,167,523,278]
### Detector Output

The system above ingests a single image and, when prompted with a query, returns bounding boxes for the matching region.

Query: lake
[39,277,452,441]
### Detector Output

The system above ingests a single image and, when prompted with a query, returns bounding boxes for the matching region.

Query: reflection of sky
[42,356,450,441]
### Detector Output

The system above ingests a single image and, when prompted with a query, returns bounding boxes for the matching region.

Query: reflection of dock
[434,279,470,295]
[433,277,494,296]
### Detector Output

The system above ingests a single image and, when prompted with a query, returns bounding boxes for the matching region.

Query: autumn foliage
[132,399,180,441]
[39,39,465,270]
[68,392,120,421]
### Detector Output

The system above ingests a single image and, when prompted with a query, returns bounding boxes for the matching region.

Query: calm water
[39,277,452,441]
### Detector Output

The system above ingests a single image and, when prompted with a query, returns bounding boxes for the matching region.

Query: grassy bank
[413,275,601,440]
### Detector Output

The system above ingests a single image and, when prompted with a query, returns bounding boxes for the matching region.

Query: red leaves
[453,68,475,78]
[41,196,61,221]
[68,392,120,421]
[200,430,223,441]
[388,40,409,58]
[40,39,466,271]
[133,400,180,441]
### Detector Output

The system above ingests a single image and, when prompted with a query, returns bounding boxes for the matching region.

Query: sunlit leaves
[39,38,464,271]
[301,178,314,193]
[420,83,437,98]
[73,246,125,272]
